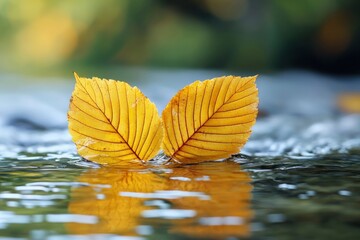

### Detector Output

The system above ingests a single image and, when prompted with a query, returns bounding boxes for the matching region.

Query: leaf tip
[73,72,81,83]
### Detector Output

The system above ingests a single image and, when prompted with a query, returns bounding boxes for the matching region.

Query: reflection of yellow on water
[67,161,252,238]
[67,166,166,235]
[167,162,252,238]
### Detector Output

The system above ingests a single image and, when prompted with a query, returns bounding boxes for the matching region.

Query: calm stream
[0,69,359,239]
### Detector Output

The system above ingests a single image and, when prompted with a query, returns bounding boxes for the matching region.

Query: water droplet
[278,184,297,190]
[338,190,352,196]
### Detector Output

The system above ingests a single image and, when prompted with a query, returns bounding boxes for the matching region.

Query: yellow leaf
[68,73,163,165]
[162,75,258,164]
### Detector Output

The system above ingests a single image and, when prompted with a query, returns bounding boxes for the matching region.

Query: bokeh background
[0,0,359,75]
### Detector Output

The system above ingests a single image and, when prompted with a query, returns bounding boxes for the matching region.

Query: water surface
[0,69,359,239]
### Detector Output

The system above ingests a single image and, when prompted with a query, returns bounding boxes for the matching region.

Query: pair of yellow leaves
[68,73,258,165]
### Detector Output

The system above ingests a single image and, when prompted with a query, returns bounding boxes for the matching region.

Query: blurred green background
[0,0,359,75]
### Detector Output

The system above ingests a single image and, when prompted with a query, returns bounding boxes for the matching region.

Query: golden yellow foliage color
[67,167,166,235]
[67,161,252,238]
[68,73,163,164]
[162,76,258,163]
[166,162,253,238]
[337,92,360,113]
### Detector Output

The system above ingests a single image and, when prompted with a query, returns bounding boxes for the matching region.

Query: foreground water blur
[0,69,360,239]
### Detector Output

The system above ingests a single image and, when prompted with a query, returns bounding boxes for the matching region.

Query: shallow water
[0,69,360,239]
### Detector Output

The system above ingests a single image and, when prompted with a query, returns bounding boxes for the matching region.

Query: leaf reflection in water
[166,162,252,238]
[67,161,252,238]
[67,165,165,236]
